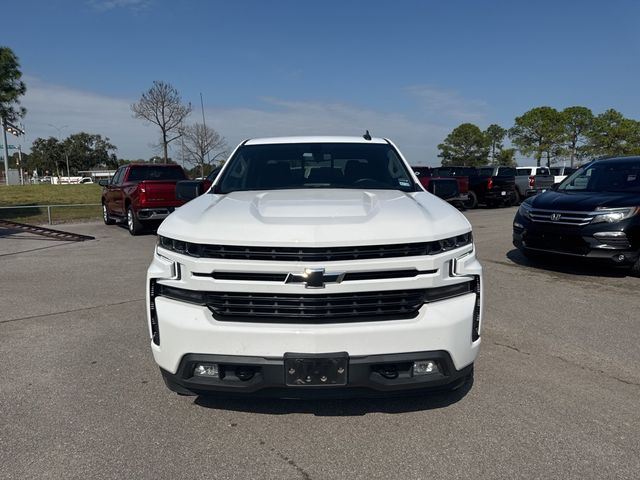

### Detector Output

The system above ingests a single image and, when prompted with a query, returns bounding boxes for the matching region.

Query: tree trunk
[162,130,168,164]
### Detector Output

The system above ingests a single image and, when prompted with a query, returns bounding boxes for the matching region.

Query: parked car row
[98,160,574,237]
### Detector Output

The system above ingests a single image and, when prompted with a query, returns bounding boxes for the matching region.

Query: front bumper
[160,350,473,398]
[147,243,483,397]
[512,221,639,264]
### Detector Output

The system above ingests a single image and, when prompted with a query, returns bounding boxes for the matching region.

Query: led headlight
[437,232,473,252]
[518,202,532,220]
[591,207,639,224]
[157,236,202,256]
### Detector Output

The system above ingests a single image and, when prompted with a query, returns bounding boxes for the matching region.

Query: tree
[62,132,118,173]
[180,123,228,178]
[131,81,192,163]
[509,107,565,167]
[438,123,489,166]
[494,148,516,166]
[585,109,640,158]
[561,106,593,167]
[29,137,64,176]
[0,47,26,123]
[484,124,507,164]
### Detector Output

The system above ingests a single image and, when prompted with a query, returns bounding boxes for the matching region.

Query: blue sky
[3,0,640,165]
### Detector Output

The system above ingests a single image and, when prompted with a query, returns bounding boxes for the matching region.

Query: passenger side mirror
[176,180,204,201]
[98,179,109,187]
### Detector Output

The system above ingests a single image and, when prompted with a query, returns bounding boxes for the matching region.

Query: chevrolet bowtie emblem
[285,268,346,289]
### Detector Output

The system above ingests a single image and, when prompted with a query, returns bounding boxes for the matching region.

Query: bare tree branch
[181,123,228,178]
[131,81,192,163]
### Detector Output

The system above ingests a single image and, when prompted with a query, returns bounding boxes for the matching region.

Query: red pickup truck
[412,166,469,208]
[99,164,188,235]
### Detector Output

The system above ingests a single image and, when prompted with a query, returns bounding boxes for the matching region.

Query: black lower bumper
[161,351,473,399]
[513,231,639,264]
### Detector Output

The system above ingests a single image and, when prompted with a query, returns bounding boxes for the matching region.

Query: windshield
[559,160,640,193]
[216,142,417,193]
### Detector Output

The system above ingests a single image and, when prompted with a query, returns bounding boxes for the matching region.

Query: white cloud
[87,0,151,12]
[20,78,468,165]
[406,85,487,122]
[21,76,157,159]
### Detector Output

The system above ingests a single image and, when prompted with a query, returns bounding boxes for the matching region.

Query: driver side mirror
[551,183,560,191]
[98,179,109,187]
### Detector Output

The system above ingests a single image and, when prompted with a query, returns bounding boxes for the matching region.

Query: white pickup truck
[147,136,483,398]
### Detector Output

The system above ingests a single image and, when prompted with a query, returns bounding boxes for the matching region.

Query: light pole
[2,117,25,185]
[1,116,9,185]
[47,123,69,183]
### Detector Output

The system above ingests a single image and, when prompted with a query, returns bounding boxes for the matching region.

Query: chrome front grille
[529,209,594,226]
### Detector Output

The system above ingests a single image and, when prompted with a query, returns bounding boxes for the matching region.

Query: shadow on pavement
[193,376,474,416]
[506,248,632,278]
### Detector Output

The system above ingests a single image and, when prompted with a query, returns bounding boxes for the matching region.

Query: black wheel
[102,203,115,225]
[462,191,478,209]
[513,189,522,205]
[127,206,145,236]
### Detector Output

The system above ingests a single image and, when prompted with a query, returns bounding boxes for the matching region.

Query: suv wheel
[462,191,478,209]
[102,203,115,225]
[127,206,144,236]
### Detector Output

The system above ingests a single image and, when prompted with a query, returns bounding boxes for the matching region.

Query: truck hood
[527,190,640,211]
[159,189,471,246]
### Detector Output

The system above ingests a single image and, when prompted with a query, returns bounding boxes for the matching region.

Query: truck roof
[244,136,388,145]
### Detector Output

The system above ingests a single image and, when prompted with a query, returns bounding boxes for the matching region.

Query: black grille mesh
[206,289,426,322]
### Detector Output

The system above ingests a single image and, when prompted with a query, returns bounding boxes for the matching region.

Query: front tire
[102,203,115,225]
[462,191,478,209]
[127,206,144,236]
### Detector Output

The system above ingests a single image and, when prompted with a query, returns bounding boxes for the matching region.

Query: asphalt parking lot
[1,207,639,480]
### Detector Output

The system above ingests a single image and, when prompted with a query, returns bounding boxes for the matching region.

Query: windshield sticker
[399,179,411,187]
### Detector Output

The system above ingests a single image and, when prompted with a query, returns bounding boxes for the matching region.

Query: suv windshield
[216,143,416,193]
[559,160,640,193]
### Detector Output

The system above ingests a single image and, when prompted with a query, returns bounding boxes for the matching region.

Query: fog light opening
[378,365,399,379]
[412,360,440,376]
[194,363,219,378]
[235,366,255,381]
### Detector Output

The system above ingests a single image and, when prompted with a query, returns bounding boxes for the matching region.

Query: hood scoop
[250,190,380,220]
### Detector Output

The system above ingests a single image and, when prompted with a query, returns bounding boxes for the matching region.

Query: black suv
[513,157,640,275]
